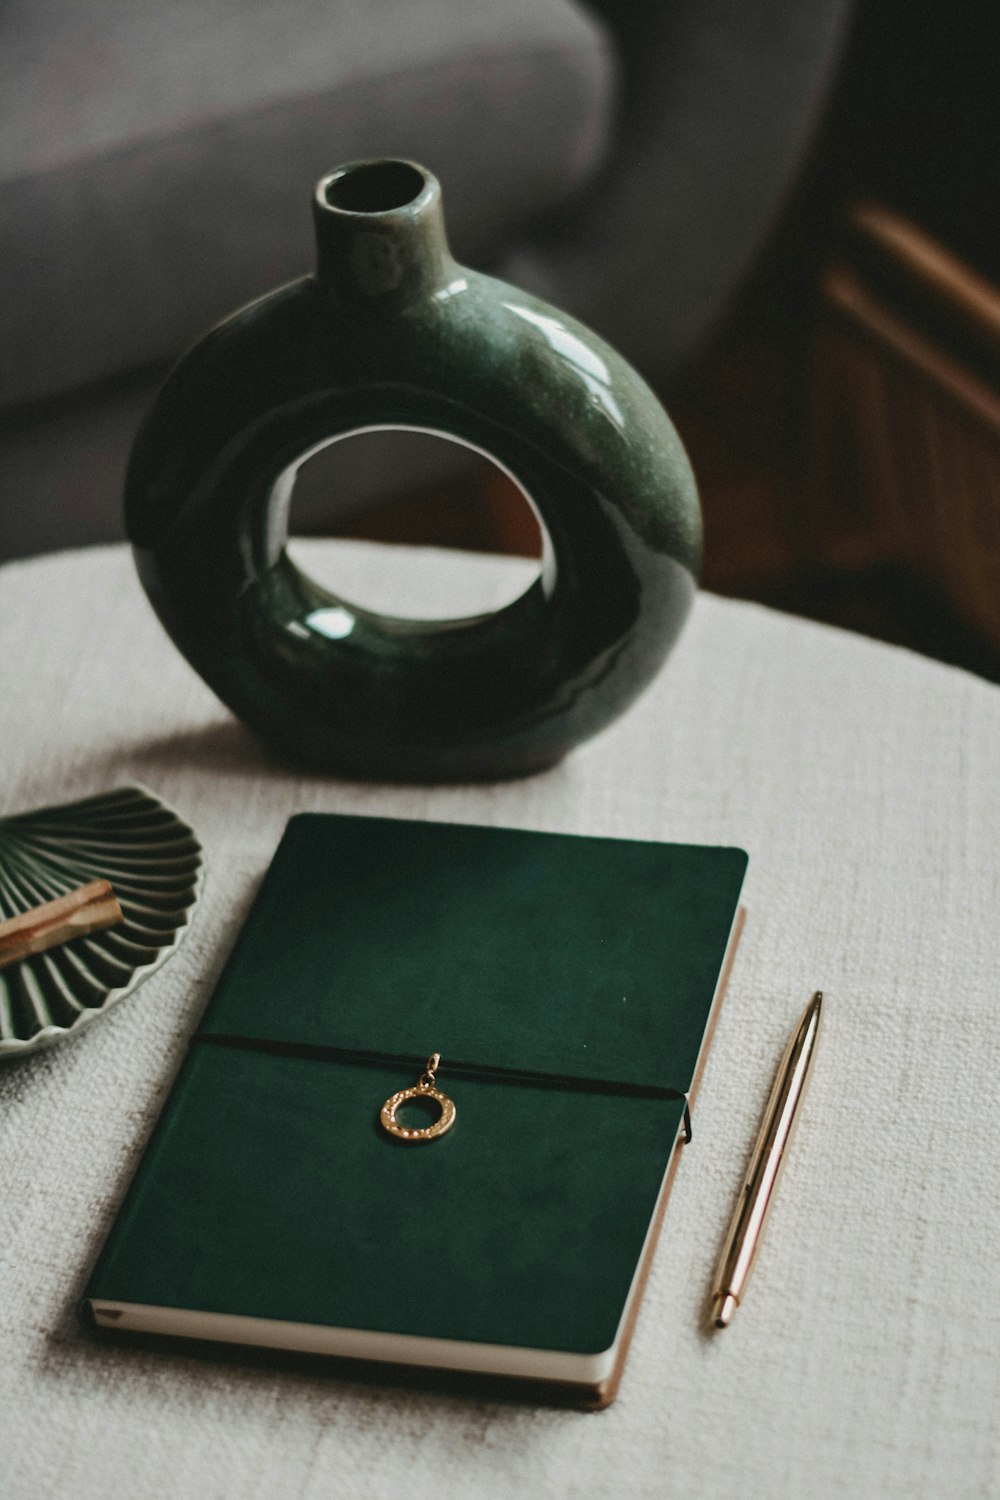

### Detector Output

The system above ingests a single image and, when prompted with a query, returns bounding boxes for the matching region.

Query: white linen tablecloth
[1,541,998,1500]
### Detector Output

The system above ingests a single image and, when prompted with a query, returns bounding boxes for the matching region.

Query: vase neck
[312,160,455,312]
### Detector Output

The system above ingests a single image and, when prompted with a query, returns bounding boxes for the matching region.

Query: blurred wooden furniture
[804,202,1000,655]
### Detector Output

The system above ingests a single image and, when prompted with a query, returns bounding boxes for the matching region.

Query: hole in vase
[282,427,547,622]
[325,161,426,214]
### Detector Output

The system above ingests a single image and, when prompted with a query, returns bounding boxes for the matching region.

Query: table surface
[2,541,998,1500]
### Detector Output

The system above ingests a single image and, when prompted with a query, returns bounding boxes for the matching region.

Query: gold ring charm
[380,1053,456,1143]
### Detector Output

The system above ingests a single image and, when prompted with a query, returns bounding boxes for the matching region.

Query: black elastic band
[192,1032,693,1142]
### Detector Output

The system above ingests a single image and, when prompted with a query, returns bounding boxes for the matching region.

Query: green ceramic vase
[125,159,701,780]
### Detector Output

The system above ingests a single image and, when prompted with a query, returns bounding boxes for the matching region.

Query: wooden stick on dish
[0,880,124,971]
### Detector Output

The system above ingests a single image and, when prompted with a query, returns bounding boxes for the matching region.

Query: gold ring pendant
[380,1053,456,1143]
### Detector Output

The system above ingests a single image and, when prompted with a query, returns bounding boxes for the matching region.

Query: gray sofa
[0,0,850,562]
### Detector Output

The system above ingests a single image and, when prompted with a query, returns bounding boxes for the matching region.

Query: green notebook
[82,814,747,1406]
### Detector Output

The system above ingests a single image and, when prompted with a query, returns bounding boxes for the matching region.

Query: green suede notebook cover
[84,815,747,1367]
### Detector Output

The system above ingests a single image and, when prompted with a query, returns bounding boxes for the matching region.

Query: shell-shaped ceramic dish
[0,785,203,1057]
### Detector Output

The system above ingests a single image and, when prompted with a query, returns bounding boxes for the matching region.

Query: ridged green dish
[0,786,203,1057]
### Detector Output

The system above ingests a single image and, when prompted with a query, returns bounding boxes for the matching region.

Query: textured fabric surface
[1,542,998,1499]
[0,0,613,406]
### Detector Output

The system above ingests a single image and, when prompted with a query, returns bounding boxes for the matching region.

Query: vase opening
[324,161,427,214]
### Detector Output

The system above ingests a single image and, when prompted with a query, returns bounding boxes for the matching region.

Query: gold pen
[711,991,823,1328]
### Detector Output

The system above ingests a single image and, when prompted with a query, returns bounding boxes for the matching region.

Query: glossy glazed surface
[125,160,701,779]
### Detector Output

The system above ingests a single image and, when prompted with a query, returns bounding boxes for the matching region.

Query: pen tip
[712,1293,738,1329]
